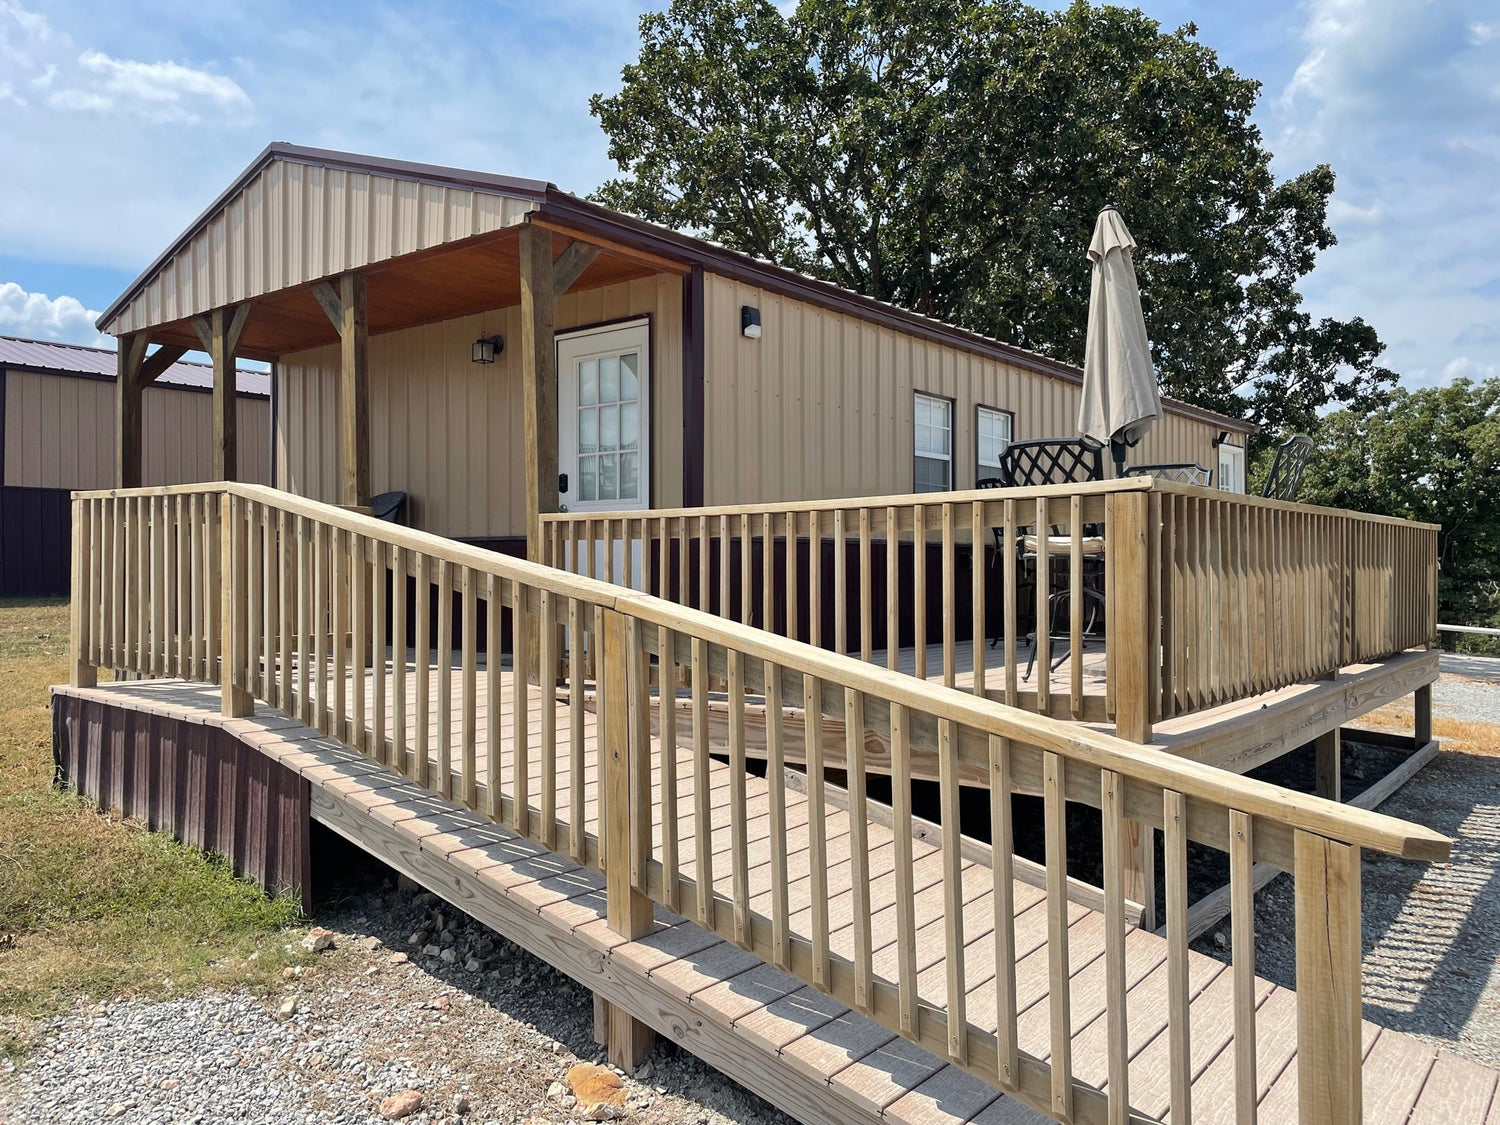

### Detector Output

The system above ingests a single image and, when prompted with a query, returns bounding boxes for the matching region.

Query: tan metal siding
[701,272,1235,503]
[275,274,683,539]
[105,158,538,337]
[3,370,270,490]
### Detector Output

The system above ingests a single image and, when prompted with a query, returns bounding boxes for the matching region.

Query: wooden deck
[53,674,1499,1125]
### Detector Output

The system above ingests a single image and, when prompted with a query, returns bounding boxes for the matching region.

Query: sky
[0,0,1495,392]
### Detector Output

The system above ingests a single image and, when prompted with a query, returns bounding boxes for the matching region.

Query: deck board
[52,675,1494,1125]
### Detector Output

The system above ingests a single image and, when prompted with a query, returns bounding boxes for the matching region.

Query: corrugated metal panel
[3,369,271,489]
[53,693,312,908]
[104,156,538,337]
[0,335,268,394]
[702,273,1235,504]
[275,274,684,539]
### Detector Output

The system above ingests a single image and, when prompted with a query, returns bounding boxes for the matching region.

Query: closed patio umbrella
[1077,206,1162,477]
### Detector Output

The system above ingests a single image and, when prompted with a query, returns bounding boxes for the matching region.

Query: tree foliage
[1297,378,1500,641]
[590,0,1397,437]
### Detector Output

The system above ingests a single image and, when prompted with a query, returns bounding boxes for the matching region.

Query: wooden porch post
[1295,831,1362,1125]
[193,304,252,482]
[115,334,149,488]
[519,223,557,563]
[311,274,370,508]
[1315,729,1342,803]
[599,608,655,1070]
[1112,489,1157,929]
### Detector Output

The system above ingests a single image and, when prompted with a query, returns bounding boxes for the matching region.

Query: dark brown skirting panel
[51,694,312,910]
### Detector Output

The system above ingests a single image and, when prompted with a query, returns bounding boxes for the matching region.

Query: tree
[1298,378,1500,645]
[590,0,1397,437]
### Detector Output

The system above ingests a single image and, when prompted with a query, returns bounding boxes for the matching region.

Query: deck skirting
[51,691,313,910]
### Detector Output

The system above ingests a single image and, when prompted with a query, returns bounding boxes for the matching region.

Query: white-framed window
[976,405,1013,482]
[1218,442,1246,494]
[914,392,953,493]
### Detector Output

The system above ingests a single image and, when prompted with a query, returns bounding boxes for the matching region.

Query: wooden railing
[541,480,1438,731]
[69,483,1451,1125]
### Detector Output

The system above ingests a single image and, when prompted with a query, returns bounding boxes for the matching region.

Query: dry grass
[0,599,306,1052]
[1360,698,1500,758]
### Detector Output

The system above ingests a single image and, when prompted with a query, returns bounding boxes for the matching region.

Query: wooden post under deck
[519,223,557,564]
[1111,490,1157,930]
[1315,729,1342,803]
[600,608,654,1070]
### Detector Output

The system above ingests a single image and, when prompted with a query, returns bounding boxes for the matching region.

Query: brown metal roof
[95,142,1252,433]
[0,335,270,396]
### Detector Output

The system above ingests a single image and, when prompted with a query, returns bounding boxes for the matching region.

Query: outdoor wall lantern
[471,335,504,364]
[741,305,762,339]
[1212,430,1231,447]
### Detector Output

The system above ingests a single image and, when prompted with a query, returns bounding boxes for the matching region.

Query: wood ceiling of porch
[143,226,670,361]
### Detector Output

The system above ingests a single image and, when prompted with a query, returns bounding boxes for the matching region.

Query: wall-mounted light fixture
[741,305,762,339]
[1212,430,1231,447]
[471,335,504,364]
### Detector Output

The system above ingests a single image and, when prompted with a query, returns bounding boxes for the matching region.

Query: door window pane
[579,359,597,406]
[620,451,639,499]
[620,401,639,450]
[579,456,597,501]
[621,353,639,400]
[579,407,598,454]
[600,404,620,451]
[600,356,620,404]
[599,454,618,500]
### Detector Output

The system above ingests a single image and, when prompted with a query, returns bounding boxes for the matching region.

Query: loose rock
[380,1089,423,1119]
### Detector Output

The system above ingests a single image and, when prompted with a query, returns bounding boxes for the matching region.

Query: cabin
[53,142,1489,1125]
[0,335,268,595]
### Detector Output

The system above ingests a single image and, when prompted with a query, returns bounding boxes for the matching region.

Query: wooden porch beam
[529,217,691,277]
[551,240,602,297]
[309,275,371,507]
[519,224,557,562]
[114,332,150,488]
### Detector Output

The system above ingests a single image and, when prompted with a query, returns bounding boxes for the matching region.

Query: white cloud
[0,283,109,346]
[0,4,252,126]
[1442,356,1498,381]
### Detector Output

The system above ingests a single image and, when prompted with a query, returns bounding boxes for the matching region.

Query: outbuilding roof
[0,335,270,397]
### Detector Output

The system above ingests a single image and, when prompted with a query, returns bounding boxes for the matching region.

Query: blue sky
[0,0,1495,391]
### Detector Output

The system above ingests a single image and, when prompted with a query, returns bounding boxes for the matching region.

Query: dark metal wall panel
[52,695,312,910]
[0,484,71,596]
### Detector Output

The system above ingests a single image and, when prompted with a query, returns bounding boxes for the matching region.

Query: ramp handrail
[69,482,1449,1125]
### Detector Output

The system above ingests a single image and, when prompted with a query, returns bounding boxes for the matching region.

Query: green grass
[0,599,308,1054]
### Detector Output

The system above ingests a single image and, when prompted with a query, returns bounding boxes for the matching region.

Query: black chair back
[993,438,1106,488]
[1261,436,1313,502]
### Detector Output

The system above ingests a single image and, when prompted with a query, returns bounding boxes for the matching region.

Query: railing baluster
[942,503,956,689]
[892,702,918,1035]
[804,671,829,988]
[728,648,750,947]
[1044,749,1070,1120]
[859,508,873,665]
[739,515,752,626]
[1102,768,1130,1123]
[331,526,348,740]
[1035,496,1050,714]
[972,500,987,697]
[486,575,502,820]
[279,508,295,716]
[413,553,430,788]
[1166,788,1192,1123]
[626,616,652,893]
[990,733,1018,1089]
[940,716,967,1062]
[569,596,586,862]
[391,547,408,775]
[691,636,714,927]
[764,658,788,967]
[886,507,900,673]
[809,512,823,651]
[461,568,478,808]
[786,512,800,643]
[436,558,453,797]
[1070,495,1084,718]
[660,626,680,911]
[847,686,872,1012]
[1003,498,1017,706]
[913,503,926,679]
[351,531,368,752]
[539,588,556,846]
[762,512,774,635]
[261,504,275,707]
[834,508,847,654]
[511,578,530,837]
[1231,810,1257,1125]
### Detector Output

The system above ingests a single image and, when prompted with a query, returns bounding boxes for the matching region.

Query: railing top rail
[538,477,1153,523]
[74,481,1451,863]
[1145,478,1443,530]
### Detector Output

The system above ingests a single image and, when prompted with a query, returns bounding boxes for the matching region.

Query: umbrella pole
[1110,437,1128,479]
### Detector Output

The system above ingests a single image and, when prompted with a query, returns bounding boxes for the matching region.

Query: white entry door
[1218,443,1246,494]
[557,318,650,585]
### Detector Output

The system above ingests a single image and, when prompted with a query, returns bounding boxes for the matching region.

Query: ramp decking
[52,675,1499,1125]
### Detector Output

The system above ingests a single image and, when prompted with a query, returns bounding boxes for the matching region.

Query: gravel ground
[1433,661,1500,723]
[1193,689,1500,1071]
[0,848,794,1125]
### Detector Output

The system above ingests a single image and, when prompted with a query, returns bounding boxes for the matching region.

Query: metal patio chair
[1261,435,1314,502]
[1124,463,1213,487]
[978,438,1107,678]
